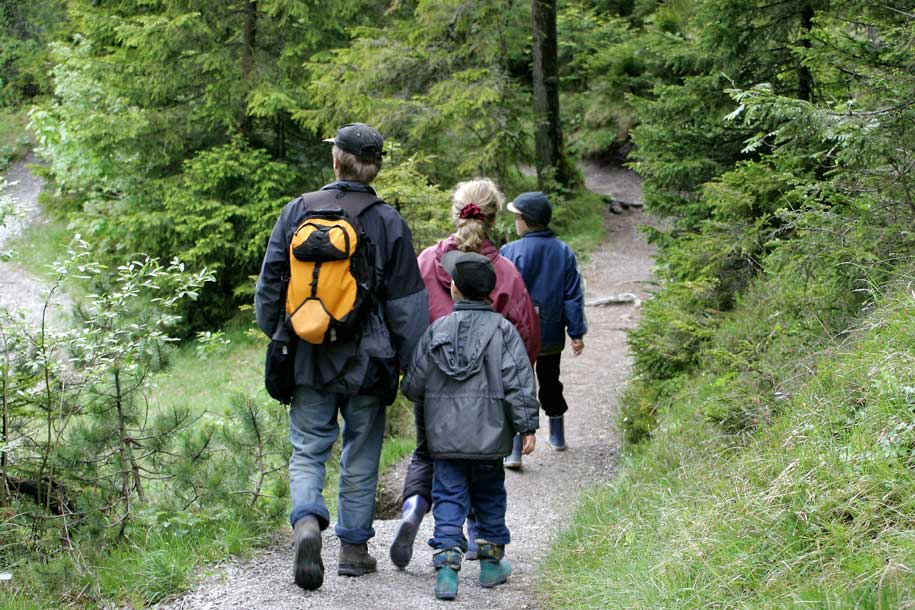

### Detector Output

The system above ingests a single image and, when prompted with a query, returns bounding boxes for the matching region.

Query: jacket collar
[437,234,500,261]
[321,180,377,195]
[522,228,555,238]
[432,236,500,293]
[454,300,494,312]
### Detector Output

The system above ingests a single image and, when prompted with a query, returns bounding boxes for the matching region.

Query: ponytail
[450,178,504,252]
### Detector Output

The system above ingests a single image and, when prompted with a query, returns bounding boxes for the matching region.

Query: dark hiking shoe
[433,548,463,600]
[390,494,429,569]
[292,516,323,590]
[503,434,523,470]
[477,541,511,588]
[548,415,567,451]
[338,542,377,577]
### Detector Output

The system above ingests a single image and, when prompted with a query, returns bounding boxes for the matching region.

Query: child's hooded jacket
[401,300,540,460]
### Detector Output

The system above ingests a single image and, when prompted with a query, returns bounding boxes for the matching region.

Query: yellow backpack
[286,191,379,344]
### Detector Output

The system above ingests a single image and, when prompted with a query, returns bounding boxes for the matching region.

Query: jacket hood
[432,235,500,295]
[428,304,501,381]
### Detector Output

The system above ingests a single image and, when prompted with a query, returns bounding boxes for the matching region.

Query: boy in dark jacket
[500,191,587,454]
[401,250,539,601]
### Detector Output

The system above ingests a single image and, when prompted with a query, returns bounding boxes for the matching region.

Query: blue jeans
[429,459,510,551]
[288,387,386,545]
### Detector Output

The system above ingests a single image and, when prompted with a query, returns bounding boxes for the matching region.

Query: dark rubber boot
[548,415,567,451]
[390,494,429,569]
[503,434,523,470]
[292,515,324,590]
[338,542,377,577]
[432,548,463,600]
[464,516,479,561]
[477,541,511,588]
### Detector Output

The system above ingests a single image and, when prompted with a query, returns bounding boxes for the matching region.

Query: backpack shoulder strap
[298,188,383,219]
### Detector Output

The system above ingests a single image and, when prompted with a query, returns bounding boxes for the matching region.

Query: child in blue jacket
[500,191,587,456]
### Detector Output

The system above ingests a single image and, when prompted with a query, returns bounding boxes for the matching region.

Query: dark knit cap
[442,250,496,300]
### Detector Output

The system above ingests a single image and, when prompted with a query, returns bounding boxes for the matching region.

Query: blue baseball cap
[507,191,552,225]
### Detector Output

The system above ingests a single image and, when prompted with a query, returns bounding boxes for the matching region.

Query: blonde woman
[389,178,540,570]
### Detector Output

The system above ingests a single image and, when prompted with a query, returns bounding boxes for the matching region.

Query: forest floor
[155,161,656,610]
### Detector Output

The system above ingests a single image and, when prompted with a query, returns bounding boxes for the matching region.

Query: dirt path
[0,154,70,329]
[158,164,655,610]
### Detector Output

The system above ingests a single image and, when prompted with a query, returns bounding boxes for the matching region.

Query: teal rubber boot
[477,541,512,588]
[432,548,462,601]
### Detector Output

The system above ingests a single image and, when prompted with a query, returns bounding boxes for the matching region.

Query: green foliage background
[4,0,915,607]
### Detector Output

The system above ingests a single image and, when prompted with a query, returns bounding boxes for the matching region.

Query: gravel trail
[158,164,655,610]
[0,154,70,329]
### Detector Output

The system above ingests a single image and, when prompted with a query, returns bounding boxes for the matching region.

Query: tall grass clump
[542,277,915,609]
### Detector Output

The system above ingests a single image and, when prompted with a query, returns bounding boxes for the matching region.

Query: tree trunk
[114,367,131,525]
[240,1,257,140]
[532,0,572,189]
[274,111,287,160]
[1,333,9,505]
[797,3,815,102]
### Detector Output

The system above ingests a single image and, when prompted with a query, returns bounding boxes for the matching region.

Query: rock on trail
[158,163,655,610]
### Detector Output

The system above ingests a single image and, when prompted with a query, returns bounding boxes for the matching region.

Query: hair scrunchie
[458,202,484,220]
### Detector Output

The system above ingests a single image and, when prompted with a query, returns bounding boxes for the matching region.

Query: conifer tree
[32,0,382,328]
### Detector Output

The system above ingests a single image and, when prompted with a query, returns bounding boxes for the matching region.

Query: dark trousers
[402,402,434,505]
[429,459,510,551]
[536,352,568,417]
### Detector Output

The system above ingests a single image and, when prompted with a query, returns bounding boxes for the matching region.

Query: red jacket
[417,235,541,364]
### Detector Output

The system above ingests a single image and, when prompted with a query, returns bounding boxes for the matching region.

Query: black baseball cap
[442,250,496,300]
[323,123,385,161]
[507,191,552,225]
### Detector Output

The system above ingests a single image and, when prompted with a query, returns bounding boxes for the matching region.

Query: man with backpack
[255,123,429,591]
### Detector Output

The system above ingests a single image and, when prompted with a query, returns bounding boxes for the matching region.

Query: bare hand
[522,434,536,455]
[571,338,585,356]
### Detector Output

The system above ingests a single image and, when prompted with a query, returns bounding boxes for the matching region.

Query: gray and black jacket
[255,181,429,403]
[401,300,540,460]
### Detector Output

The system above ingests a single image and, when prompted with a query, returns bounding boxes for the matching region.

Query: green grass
[540,283,915,609]
[7,216,71,278]
[553,190,608,262]
[148,323,266,415]
[0,597,46,610]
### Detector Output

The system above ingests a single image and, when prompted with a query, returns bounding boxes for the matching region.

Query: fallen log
[3,475,78,516]
[586,293,640,307]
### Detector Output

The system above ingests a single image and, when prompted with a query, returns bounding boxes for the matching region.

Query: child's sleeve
[500,322,540,435]
[562,247,587,339]
[400,327,433,402]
